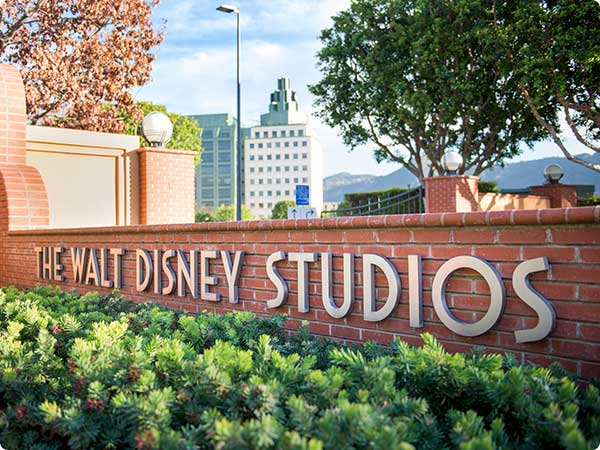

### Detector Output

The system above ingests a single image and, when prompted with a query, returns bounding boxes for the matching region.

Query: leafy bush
[195,211,216,223]
[0,286,598,449]
[477,181,500,193]
[272,200,296,219]
[579,194,600,206]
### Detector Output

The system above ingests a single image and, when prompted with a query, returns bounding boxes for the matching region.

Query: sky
[137,0,592,177]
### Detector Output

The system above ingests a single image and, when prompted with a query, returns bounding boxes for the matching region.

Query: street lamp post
[217,4,242,221]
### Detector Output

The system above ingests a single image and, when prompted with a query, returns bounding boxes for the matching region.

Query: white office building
[244,78,323,218]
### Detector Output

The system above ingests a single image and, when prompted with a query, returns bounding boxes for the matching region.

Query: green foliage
[579,194,600,206]
[0,286,598,449]
[310,0,545,180]
[214,204,254,221]
[477,181,499,193]
[195,211,216,222]
[272,200,296,219]
[125,101,203,165]
[337,187,423,216]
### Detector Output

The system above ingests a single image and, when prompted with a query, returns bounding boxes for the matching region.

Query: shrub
[271,200,296,219]
[477,181,499,193]
[0,286,598,449]
[195,211,215,222]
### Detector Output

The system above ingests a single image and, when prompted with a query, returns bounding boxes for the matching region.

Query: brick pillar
[424,175,480,213]
[529,184,577,208]
[0,64,49,231]
[137,147,196,225]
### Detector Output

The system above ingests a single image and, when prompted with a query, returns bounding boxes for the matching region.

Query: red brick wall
[425,176,480,213]
[530,184,578,208]
[137,147,195,225]
[0,63,49,232]
[1,207,599,378]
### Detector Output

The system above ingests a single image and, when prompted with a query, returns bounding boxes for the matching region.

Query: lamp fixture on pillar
[442,150,463,175]
[543,163,564,184]
[141,112,173,148]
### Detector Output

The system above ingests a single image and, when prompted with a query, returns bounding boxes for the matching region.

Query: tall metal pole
[235,11,242,221]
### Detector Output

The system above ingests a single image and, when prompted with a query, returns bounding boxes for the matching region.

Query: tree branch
[519,82,600,173]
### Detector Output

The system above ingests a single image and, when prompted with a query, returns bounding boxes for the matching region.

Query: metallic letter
[42,247,52,280]
[321,252,355,318]
[513,257,555,343]
[110,248,125,289]
[153,249,162,294]
[432,256,505,337]
[178,250,199,299]
[222,251,245,303]
[53,247,65,282]
[200,250,220,301]
[136,249,153,292]
[71,248,88,283]
[161,250,176,295]
[363,254,400,322]
[99,249,113,288]
[289,252,318,313]
[408,255,423,328]
[85,249,100,286]
[266,251,288,308]
[35,247,43,279]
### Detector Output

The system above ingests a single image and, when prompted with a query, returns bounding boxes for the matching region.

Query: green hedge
[0,286,599,449]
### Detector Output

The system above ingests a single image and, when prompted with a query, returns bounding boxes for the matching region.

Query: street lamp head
[544,163,564,184]
[217,4,239,13]
[442,150,463,175]
[141,112,173,148]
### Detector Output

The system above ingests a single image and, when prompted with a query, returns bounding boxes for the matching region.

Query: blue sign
[295,184,310,206]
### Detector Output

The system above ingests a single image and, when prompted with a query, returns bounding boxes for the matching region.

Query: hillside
[324,153,600,202]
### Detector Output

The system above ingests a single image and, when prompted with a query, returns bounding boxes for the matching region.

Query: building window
[293,166,299,171]
[259,191,264,196]
[218,152,230,162]
[302,165,308,171]
[275,142,281,148]
[285,190,290,196]
[285,166,290,172]
[249,155,255,161]
[267,155,272,160]
[267,167,272,172]
[255,132,259,138]
[267,191,272,196]
[258,143,263,149]
[201,188,213,198]
[302,177,308,183]
[281,130,286,137]
[218,164,231,173]
[302,153,307,159]
[285,178,290,183]
[284,142,290,147]
[267,143,272,148]
[218,140,230,151]
[202,152,214,163]
[259,203,264,208]
[249,143,254,149]
[218,175,231,185]
[293,153,298,159]
[258,155,263,161]
[276,190,281,196]
[302,141,307,147]
[298,130,304,137]
[284,154,290,160]
[201,177,214,186]
[220,130,231,138]
[250,179,255,185]
[263,131,268,138]
[259,179,263,184]
[290,130,295,137]
[259,167,263,173]
[293,141,299,147]
[267,179,272,184]
[276,154,281,160]
[275,166,281,172]
[203,130,214,138]
[272,131,277,137]
[276,178,281,184]
[268,203,273,208]
[250,168,255,173]
[250,191,255,197]
[250,203,255,208]
[294,177,299,183]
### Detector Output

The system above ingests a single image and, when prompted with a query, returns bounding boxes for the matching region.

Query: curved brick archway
[0,63,48,231]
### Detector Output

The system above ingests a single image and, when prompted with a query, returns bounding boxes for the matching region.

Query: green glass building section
[188,113,249,212]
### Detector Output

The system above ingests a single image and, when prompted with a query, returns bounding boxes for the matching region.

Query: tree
[125,102,202,160]
[271,200,295,219]
[505,0,600,173]
[195,211,215,222]
[310,0,545,181]
[0,0,163,133]
[214,204,253,222]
